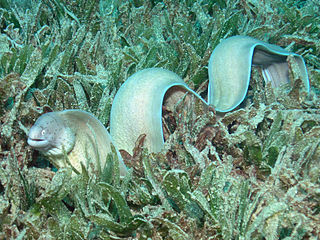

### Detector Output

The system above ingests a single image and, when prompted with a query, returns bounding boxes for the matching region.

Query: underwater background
[0,0,320,239]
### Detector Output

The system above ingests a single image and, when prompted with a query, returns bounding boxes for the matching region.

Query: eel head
[28,112,75,157]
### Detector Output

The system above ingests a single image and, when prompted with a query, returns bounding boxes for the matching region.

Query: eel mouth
[27,137,49,150]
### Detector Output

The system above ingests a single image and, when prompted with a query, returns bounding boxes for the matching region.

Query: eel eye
[41,129,46,136]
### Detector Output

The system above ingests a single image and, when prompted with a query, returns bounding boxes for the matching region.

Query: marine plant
[0,0,320,239]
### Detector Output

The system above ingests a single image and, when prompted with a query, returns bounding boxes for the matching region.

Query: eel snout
[27,125,51,151]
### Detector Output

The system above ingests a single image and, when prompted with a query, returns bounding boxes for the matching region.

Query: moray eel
[28,35,310,172]
[27,110,127,176]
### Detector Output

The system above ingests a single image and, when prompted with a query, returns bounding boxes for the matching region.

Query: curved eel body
[28,110,127,176]
[110,35,309,154]
[110,68,206,154]
[208,35,309,112]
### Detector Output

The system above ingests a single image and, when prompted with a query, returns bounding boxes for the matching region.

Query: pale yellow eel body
[27,110,127,176]
[110,36,309,154]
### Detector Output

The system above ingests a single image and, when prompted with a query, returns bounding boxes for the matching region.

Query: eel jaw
[27,137,50,150]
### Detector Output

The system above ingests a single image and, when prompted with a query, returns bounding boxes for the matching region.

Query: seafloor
[0,0,319,239]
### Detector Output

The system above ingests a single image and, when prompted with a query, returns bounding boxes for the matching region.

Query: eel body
[110,68,206,154]
[110,35,309,153]
[208,35,309,112]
